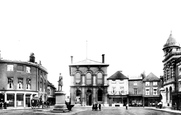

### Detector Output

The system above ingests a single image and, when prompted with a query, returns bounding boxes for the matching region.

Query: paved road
[1,107,181,115]
[75,107,181,115]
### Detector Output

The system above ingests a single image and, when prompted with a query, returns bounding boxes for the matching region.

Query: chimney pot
[102,54,105,63]
[71,56,73,64]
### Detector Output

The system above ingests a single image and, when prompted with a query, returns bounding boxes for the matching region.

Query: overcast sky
[1,0,181,93]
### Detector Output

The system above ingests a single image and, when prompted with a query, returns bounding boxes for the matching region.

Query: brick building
[143,73,161,106]
[47,80,56,105]
[0,53,48,108]
[69,54,109,106]
[128,76,143,106]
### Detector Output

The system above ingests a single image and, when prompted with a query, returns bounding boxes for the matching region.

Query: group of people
[92,103,101,111]
[0,102,7,109]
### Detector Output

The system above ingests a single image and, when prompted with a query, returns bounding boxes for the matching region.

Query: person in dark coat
[98,103,101,111]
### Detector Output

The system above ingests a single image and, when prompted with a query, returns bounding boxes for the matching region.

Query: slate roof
[163,33,180,49]
[143,72,160,81]
[70,58,109,66]
[107,71,128,80]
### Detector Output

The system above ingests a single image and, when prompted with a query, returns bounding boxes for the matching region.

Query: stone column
[93,88,96,103]
[24,93,26,107]
[104,89,109,106]
[4,93,7,103]
[82,88,85,106]
[82,74,85,86]
[93,74,96,86]
[104,74,107,86]
[14,93,17,108]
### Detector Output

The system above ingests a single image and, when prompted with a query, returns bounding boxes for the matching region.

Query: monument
[52,73,67,113]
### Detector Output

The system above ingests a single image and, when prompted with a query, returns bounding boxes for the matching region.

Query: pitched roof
[107,71,128,80]
[143,72,160,81]
[70,58,109,66]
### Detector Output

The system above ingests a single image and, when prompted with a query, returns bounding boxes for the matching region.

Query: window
[26,78,31,90]
[153,82,157,86]
[17,65,24,71]
[7,65,14,71]
[75,73,81,84]
[18,78,23,89]
[145,82,150,86]
[7,77,14,89]
[133,81,137,86]
[97,73,103,85]
[153,88,157,95]
[145,88,150,95]
[134,88,138,95]
[40,78,43,91]
[26,66,31,73]
[86,73,92,85]
[47,88,51,95]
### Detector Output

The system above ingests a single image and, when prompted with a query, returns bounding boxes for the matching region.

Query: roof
[47,80,56,89]
[107,71,128,80]
[143,72,160,81]
[163,32,180,49]
[69,58,109,66]
[129,76,142,80]
[0,59,48,73]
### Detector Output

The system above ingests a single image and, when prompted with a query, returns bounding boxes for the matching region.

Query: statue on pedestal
[58,73,63,91]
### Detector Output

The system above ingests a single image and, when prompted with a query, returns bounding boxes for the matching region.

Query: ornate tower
[162,32,181,107]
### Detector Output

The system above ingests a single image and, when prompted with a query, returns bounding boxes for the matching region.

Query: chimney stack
[102,54,105,63]
[71,56,73,64]
[29,53,35,63]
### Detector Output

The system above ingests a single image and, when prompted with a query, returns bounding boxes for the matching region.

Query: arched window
[166,88,168,102]
[86,73,92,85]
[97,73,103,85]
[75,89,81,104]
[75,73,81,84]
[169,87,172,102]
[98,89,103,101]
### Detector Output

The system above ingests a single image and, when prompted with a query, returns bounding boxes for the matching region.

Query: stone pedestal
[52,91,67,113]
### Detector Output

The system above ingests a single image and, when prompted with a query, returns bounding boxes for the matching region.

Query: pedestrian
[126,103,128,110]
[98,103,101,111]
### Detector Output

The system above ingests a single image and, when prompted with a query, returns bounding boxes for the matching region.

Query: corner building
[0,54,48,108]
[69,54,109,106]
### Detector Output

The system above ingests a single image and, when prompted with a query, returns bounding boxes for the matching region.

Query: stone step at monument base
[51,104,68,113]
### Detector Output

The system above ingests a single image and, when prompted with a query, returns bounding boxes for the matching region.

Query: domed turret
[163,32,180,49]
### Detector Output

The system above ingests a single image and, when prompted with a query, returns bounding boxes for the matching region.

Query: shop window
[7,77,14,89]
[26,66,31,73]
[86,73,92,85]
[26,78,31,90]
[7,94,14,107]
[97,73,103,85]
[75,73,81,84]
[17,94,24,107]
[7,65,14,71]
[18,78,23,89]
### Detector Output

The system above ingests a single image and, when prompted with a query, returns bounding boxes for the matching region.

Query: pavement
[0,106,181,115]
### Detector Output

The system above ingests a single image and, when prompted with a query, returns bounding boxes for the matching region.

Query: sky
[1,0,181,93]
